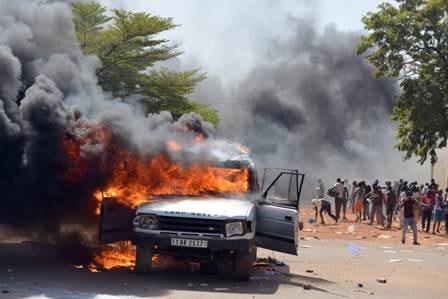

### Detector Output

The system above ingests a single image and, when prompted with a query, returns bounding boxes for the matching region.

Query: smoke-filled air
[191,17,428,195]
[0,0,235,238]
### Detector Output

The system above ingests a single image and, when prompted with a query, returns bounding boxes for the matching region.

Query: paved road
[0,238,447,298]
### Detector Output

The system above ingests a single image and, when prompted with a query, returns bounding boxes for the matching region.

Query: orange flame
[166,140,182,152]
[63,122,250,270]
[89,243,136,271]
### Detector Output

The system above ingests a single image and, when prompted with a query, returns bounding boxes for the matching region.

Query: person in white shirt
[333,178,345,220]
[316,179,325,199]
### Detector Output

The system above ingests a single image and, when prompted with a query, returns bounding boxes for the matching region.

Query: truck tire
[232,247,256,280]
[135,244,152,274]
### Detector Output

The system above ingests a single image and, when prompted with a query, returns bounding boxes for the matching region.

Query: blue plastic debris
[348,243,361,256]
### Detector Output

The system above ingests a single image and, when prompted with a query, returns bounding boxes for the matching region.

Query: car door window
[263,171,303,208]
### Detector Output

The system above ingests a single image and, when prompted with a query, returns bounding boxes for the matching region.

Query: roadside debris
[348,225,355,233]
[299,245,312,248]
[348,243,361,256]
[376,278,387,283]
[352,290,374,295]
[389,259,403,263]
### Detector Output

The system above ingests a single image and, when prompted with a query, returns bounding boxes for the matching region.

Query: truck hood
[136,196,254,220]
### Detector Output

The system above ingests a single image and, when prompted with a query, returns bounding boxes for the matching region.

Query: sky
[98,0,390,86]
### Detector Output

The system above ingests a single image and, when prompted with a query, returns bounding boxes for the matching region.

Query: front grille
[158,216,225,235]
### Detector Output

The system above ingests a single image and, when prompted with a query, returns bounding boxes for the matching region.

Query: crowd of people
[311,178,448,245]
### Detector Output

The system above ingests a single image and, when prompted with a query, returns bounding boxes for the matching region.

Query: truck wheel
[135,244,152,274]
[232,248,255,280]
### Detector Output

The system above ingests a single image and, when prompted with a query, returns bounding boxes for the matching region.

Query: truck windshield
[160,167,250,196]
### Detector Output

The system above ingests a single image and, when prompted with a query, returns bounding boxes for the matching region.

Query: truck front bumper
[132,232,254,253]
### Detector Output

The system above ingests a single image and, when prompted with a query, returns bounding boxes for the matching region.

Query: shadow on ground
[0,241,340,298]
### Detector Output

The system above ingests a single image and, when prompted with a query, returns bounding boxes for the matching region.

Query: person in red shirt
[421,190,435,233]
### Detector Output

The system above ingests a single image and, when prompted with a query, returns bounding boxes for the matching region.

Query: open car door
[98,197,135,244]
[255,168,304,255]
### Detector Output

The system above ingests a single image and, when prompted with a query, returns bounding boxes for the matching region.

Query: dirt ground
[299,207,448,245]
[1,209,447,299]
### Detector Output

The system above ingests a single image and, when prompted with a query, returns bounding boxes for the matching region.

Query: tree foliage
[71,2,219,126]
[357,0,448,164]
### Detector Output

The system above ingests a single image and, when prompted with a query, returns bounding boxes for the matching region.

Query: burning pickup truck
[98,142,304,280]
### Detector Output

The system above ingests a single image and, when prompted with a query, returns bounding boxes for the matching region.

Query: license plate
[170,238,208,248]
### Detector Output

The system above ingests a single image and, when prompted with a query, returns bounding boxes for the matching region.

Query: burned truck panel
[99,197,134,244]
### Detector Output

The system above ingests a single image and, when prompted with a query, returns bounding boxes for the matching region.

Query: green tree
[71,2,219,126]
[357,0,448,164]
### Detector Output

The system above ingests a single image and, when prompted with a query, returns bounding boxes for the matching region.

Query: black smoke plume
[0,0,213,238]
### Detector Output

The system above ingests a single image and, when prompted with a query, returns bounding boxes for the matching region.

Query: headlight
[225,221,243,237]
[133,214,159,230]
